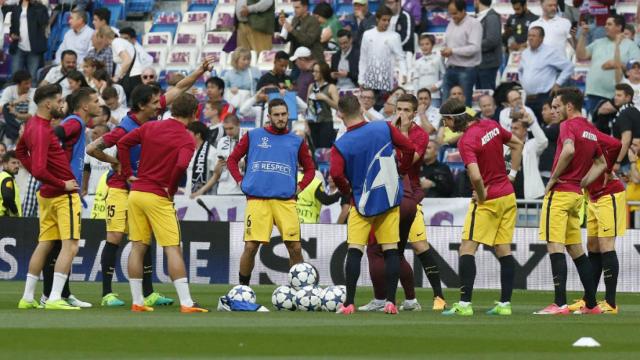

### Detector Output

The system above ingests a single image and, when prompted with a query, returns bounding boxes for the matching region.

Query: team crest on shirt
[258,137,271,149]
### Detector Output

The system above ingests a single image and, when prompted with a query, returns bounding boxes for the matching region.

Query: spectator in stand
[359,88,385,121]
[503,0,539,53]
[519,26,574,125]
[92,7,119,35]
[574,0,615,45]
[65,70,89,97]
[256,51,292,90]
[381,87,406,119]
[529,0,572,57]
[101,87,128,127]
[413,34,445,107]
[441,0,482,106]
[235,0,275,54]
[415,88,442,134]
[222,47,261,97]
[92,69,127,108]
[86,30,115,76]
[577,15,640,115]
[385,0,415,53]
[82,58,104,90]
[0,71,36,146]
[436,85,476,145]
[475,0,503,90]
[118,27,154,71]
[621,60,640,107]
[279,0,324,64]
[307,62,339,123]
[611,83,640,173]
[343,0,377,49]
[499,89,538,131]
[478,94,498,122]
[97,27,145,99]
[359,6,407,109]
[539,98,559,184]
[205,77,235,122]
[331,30,360,90]
[507,111,548,199]
[140,68,157,86]
[9,0,49,85]
[185,121,218,197]
[82,124,112,196]
[313,2,342,51]
[291,47,317,102]
[623,24,636,43]
[40,50,77,96]
[55,9,94,66]
[420,141,454,198]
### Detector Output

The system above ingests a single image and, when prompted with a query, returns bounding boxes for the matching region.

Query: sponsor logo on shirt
[481,128,500,146]
[582,131,597,141]
[251,161,291,176]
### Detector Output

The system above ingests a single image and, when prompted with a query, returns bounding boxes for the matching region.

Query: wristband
[509,169,518,178]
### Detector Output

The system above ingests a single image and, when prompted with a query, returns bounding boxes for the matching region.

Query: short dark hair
[102,86,119,101]
[12,70,31,84]
[615,83,635,99]
[338,94,361,119]
[119,27,137,39]
[130,84,157,112]
[171,93,199,118]
[448,0,466,12]
[293,0,309,6]
[187,121,209,140]
[275,51,290,62]
[313,2,333,19]
[542,98,553,109]
[625,24,636,36]
[396,94,418,112]
[337,29,351,39]
[610,14,626,32]
[70,87,97,111]
[61,50,78,61]
[479,0,492,7]
[205,76,225,94]
[440,98,472,132]
[2,150,17,163]
[223,114,240,125]
[34,84,62,105]
[268,98,288,115]
[417,88,432,98]
[556,87,584,111]
[419,34,436,45]
[93,7,111,24]
[67,70,89,87]
[529,26,545,38]
[93,69,112,84]
[376,5,393,19]
[100,104,111,119]
[510,0,526,5]
[72,9,88,24]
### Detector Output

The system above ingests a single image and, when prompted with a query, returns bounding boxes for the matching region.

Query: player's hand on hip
[111,162,121,175]
[64,180,79,191]
[127,176,138,184]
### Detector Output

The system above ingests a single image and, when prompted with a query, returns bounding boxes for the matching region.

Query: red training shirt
[15,115,76,198]
[458,119,514,200]
[227,125,316,199]
[117,118,196,197]
[59,115,84,161]
[551,117,603,194]
[586,130,625,201]
[101,113,143,190]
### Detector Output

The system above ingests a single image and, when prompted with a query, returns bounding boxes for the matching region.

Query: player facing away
[40,87,103,308]
[567,131,626,314]
[16,84,83,310]
[117,93,207,313]
[330,94,415,315]
[439,99,524,316]
[86,60,213,307]
[227,98,316,286]
[535,88,607,315]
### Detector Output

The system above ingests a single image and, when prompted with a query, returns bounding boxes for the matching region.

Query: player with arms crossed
[227,99,316,286]
[535,88,607,315]
[86,59,214,307]
[439,98,524,316]
[330,94,415,315]
[16,84,82,310]
[117,93,208,313]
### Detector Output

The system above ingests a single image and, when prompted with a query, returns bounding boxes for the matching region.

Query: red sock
[367,244,386,300]
[399,256,416,300]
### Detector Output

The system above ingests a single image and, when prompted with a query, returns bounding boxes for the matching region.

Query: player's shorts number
[107,205,115,218]
[247,215,252,228]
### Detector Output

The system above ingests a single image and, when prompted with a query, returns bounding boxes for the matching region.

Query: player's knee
[412,240,429,254]
[494,245,511,258]
[597,237,615,252]
[565,244,584,259]
[107,232,124,245]
[62,240,80,257]
[243,241,260,256]
[586,237,600,253]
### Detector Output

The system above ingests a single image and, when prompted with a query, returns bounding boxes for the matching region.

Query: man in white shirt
[0,70,36,145]
[622,60,640,107]
[96,26,143,98]
[506,111,547,199]
[55,10,94,65]
[499,89,538,131]
[415,88,441,134]
[82,125,113,195]
[528,0,572,58]
[118,27,154,70]
[359,88,384,121]
[40,50,77,96]
[101,87,128,124]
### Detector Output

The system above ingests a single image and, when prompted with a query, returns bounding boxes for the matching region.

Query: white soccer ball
[227,285,256,303]
[320,285,347,312]
[294,286,322,311]
[271,285,297,311]
[288,262,319,290]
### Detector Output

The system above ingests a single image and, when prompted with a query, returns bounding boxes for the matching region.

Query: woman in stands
[222,47,260,98]
[92,69,127,108]
[306,62,339,123]
[83,57,104,90]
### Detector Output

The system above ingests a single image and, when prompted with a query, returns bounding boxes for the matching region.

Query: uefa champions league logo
[258,137,271,149]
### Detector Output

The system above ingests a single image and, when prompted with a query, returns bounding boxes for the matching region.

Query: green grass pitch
[1,281,639,359]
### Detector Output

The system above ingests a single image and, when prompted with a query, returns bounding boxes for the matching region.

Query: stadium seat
[335,0,353,17]
[204,31,232,49]
[99,1,126,24]
[188,0,218,13]
[143,45,168,72]
[166,46,199,72]
[211,7,235,31]
[257,50,279,71]
[176,23,206,49]
[150,12,182,38]
[200,47,227,73]
[425,10,449,32]
[184,11,212,26]
[143,32,173,48]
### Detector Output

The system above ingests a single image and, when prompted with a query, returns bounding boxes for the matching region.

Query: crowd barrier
[2,218,640,292]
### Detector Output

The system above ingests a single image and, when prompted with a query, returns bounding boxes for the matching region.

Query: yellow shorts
[587,191,627,238]
[408,205,427,243]
[462,193,516,246]
[37,192,82,241]
[539,191,583,245]
[105,188,129,234]
[244,199,300,242]
[127,191,180,247]
[348,206,399,246]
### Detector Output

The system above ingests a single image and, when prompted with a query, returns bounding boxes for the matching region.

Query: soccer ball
[288,262,319,290]
[320,285,346,312]
[227,285,256,303]
[294,286,322,311]
[271,285,297,311]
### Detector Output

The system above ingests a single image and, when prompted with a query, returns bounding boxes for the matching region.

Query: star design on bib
[358,142,399,213]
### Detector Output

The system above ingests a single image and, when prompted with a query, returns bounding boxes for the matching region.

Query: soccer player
[41,87,102,308]
[227,99,316,286]
[535,88,607,315]
[0,151,21,217]
[439,98,524,316]
[86,59,214,306]
[567,131,625,314]
[16,84,82,310]
[117,92,207,313]
[330,94,415,315]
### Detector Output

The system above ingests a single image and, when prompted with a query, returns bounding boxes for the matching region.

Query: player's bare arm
[580,154,608,189]
[466,163,487,204]
[164,58,215,105]
[506,136,524,182]
[86,137,119,166]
